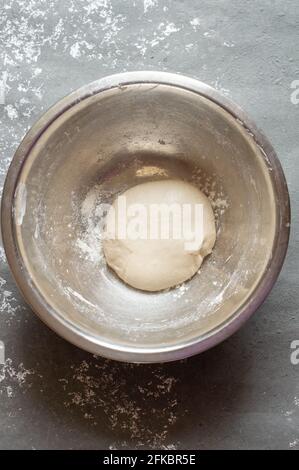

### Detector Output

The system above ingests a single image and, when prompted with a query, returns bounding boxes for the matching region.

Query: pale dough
[103,180,216,291]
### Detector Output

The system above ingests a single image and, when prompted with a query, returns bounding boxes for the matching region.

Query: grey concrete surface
[0,0,298,450]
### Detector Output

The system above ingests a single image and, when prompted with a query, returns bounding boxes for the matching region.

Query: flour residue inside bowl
[75,185,109,265]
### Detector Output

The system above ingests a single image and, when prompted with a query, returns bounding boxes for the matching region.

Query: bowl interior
[14,83,276,350]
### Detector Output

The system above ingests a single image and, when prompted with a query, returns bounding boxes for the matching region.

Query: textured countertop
[0,0,298,450]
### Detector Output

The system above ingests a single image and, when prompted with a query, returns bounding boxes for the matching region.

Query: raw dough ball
[103,180,216,291]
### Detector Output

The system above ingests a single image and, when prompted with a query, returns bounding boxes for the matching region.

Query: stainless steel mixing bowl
[1,72,290,363]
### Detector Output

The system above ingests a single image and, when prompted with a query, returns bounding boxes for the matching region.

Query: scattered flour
[69,40,95,58]
[61,357,184,449]
[75,185,114,265]
[143,0,158,14]
[223,41,235,48]
[190,18,201,30]
[161,22,180,36]
[69,42,81,59]
[5,104,18,120]
[191,166,229,221]
[173,283,190,300]
[185,43,194,52]
[0,275,25,322]
[0,246,7,264]
[289,439,299,449]
[0,358,35,398]
[212,77,231,97]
